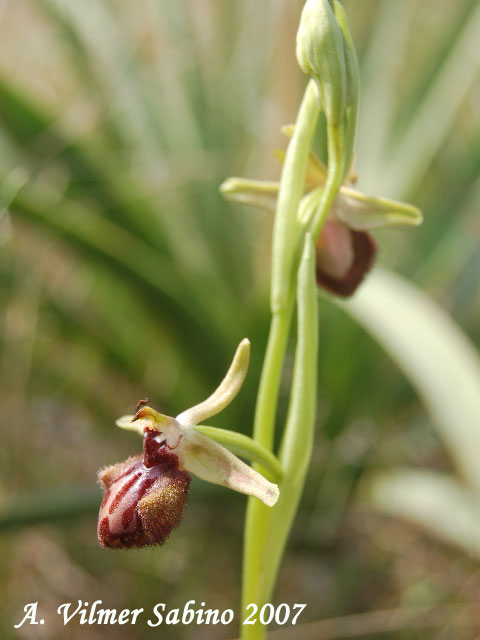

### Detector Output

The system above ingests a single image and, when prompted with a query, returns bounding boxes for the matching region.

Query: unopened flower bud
[296,0,348,126]
[331,0,360,181]
[332,0,359,110]
[97,428,190,549]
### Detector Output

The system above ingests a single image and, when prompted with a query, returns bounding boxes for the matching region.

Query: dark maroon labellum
[97,428,190,549]
[316,224,377,297]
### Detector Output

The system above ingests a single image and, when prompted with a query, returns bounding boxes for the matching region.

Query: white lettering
[204,608,220,624]
[182,600,195,625]
[14,603,41,628]
[88,600,103,624]
[166,608,180,625]
[96,608,118,625]
[57,601,83,625]
[147,603,165,627]
[221,609,234,625]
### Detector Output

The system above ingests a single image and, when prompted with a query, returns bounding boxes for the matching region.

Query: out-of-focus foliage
[343,268,480,556]
[0,0,479,638]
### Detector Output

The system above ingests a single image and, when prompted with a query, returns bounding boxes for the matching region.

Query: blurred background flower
[1,0,479,638]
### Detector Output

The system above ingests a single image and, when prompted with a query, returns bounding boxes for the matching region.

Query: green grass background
[0,0,479,638]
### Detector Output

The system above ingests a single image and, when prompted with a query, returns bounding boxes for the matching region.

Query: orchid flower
[97,339,280,549]
[220,126,422,297]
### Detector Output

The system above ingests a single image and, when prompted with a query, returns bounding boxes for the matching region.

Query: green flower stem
[271,79,320,313]
[242,80,320,640]
[252,306,294,455]
[310,122,344,239]
[259,234,318,602]
[242,498,273,639]
[240,115,346,640]
[194,425,282,483]
[241,237,318,640]
[241,301,294,638]
[240,97,346,640]
[238,5,361,637]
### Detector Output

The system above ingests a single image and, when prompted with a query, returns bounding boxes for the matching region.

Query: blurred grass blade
[356,0,416,192]
[0,169,28,243]
[40,0,205,156]
[13,187,188,305]
[341,268,480,490]
[395,0,478,135]
[11,186,235,369]
[0,75,170,250]
[365,470,480,558]
[382,1,480,198]
[0,487,101,531]
[0,168,28,211]
[40,0,161,159]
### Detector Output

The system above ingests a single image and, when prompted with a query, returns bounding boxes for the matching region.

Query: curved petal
[117,408,182,448]
[176,338,250,428]
[181,430,279,507]
[132,406,182,447]
[116,414,144,435]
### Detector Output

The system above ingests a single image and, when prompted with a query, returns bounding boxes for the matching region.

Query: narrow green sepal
[336,187,423,230]
[220,177,279,212]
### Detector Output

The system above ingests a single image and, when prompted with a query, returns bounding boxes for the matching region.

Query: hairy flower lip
[97,426,190,549]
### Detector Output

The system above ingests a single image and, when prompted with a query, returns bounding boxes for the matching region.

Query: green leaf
[341,268,480,490]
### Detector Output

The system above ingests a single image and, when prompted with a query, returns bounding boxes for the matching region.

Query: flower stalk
[254,234,319,609]
[270,79,319,314]
[241,74,323,639]
[234,1,418,637]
